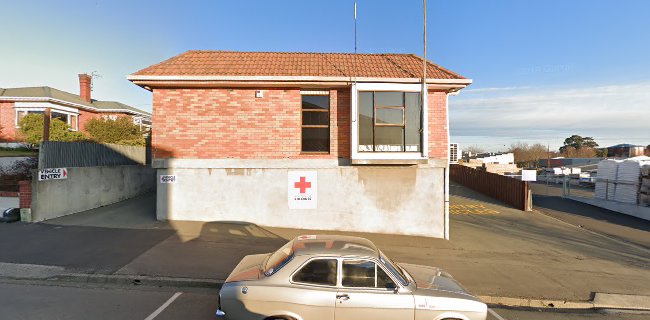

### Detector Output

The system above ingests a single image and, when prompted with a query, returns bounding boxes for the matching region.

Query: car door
[335,259,414,320]
[285,257,339,320]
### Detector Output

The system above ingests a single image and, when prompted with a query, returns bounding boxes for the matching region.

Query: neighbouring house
[128,50,472,238]
[0,74,151,143]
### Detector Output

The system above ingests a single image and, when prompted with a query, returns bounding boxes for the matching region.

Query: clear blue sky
[2,0,649,151]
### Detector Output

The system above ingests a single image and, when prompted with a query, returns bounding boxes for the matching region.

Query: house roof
[0,86,151,116]
[130,50,468,81]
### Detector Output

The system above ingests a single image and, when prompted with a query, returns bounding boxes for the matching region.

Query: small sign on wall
[38,168,67,181]
[288,171,317,209]
[159,175,177,184]
[521,170,537,182]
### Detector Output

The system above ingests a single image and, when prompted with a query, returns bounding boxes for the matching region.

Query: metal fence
[39,141,151,169]
[450,164,531,211]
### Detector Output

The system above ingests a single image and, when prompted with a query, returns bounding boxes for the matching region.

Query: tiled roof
[132,51,466,80]
[0,86,150,116]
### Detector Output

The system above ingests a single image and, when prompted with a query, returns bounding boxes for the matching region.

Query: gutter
[0,96,151,117]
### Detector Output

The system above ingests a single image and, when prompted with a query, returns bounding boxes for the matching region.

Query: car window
[342,260,395,288]
[377,266,397,289]
[292,259,338,286]
[379,251,408,286]
[264,240,294,276]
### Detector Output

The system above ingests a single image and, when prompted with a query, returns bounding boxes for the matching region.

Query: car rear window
[264,240,295,276]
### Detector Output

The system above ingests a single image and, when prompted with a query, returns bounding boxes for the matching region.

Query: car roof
[291,235,380,259]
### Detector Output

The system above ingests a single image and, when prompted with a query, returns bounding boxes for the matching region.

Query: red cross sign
[294,176,312,194]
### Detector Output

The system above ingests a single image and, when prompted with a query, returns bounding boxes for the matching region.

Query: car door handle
[336,294,350,301]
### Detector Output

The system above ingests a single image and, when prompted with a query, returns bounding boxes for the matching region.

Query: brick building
[129,51,471,238]
[0,74,151,143]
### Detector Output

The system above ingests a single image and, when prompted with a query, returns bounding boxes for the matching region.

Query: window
[264,240,294,276]
[52,111,69,124]
[292,258,338,286]
[358,91,421,152]
[15,109,78,131]
[301,95,330,153]
[342,260,396,289]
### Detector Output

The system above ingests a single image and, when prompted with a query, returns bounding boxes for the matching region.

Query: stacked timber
[641,164,650,207]
[595,159,621,200]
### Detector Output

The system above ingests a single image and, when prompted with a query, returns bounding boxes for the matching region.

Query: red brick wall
[150,87,448,161]
[78,109,100,132]
[19,180,31,208]
[428,91,449,160]
[0,102,18,141]
[152,88,350,160]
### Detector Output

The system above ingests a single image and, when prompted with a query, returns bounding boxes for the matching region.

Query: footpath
[0,188,649,311]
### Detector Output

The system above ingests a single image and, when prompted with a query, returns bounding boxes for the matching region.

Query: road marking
[488,308,507,320]
[450,204,500,215]
[144,292,182,320]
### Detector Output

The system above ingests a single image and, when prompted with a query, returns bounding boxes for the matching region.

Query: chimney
[78,73,92,102]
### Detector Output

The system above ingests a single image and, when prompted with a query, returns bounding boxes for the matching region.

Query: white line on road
[144,291,183,320]
[489,308,507,320]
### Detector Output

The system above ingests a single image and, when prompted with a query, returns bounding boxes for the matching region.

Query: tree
[509,142,548,168]
[562,146,597,158]
[464,145,484,155]
[85,116,146,146]
[559,135,599,154]
[18,114,85,145]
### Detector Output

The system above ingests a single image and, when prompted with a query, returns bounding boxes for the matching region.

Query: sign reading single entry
[38,168,67,181]
[159,175,177,184]
[288,171,317,209]
[521,170,537,182]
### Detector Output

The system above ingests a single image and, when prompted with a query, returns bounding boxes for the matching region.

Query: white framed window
[15,108,79,131]
[351,83,429,162]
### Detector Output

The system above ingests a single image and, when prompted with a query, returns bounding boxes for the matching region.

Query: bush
[85,116,146,146]
[18,114,86,146]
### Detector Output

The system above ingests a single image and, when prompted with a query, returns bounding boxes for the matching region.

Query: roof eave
[0,96,151,117]
[127,75,472,91]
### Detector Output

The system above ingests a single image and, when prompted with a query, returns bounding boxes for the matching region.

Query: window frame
[300,92,330,154]
[340,258,400,291]
[351,83,429,162]
[15,107,80,131]
[289,257,340,288]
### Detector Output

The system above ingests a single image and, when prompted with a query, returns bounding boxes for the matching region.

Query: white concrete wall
[156,166,446,238]
[31,165,155,221]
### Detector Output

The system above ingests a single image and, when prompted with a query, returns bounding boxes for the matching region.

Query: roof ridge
[185,50,417,56]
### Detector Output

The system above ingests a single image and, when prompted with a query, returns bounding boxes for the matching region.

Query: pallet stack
[641,165,650,207]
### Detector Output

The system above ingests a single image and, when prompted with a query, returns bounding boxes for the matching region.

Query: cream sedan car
[216,235,487,320]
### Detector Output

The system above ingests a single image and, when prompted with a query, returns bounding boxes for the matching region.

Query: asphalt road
[531,182,650,249]
[4,281,646,320]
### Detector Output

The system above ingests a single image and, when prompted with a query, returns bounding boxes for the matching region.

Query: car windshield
[263,240,294,276]
[379,251,408,286]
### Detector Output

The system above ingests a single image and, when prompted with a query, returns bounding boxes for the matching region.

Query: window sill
[300,152,330,155]
[351,159,428,165]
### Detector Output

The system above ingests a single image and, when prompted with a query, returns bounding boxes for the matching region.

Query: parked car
[0,208,20,223]
[216,234,487,320]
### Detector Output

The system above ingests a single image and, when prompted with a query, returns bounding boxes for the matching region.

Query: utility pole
[43,108,51,142]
